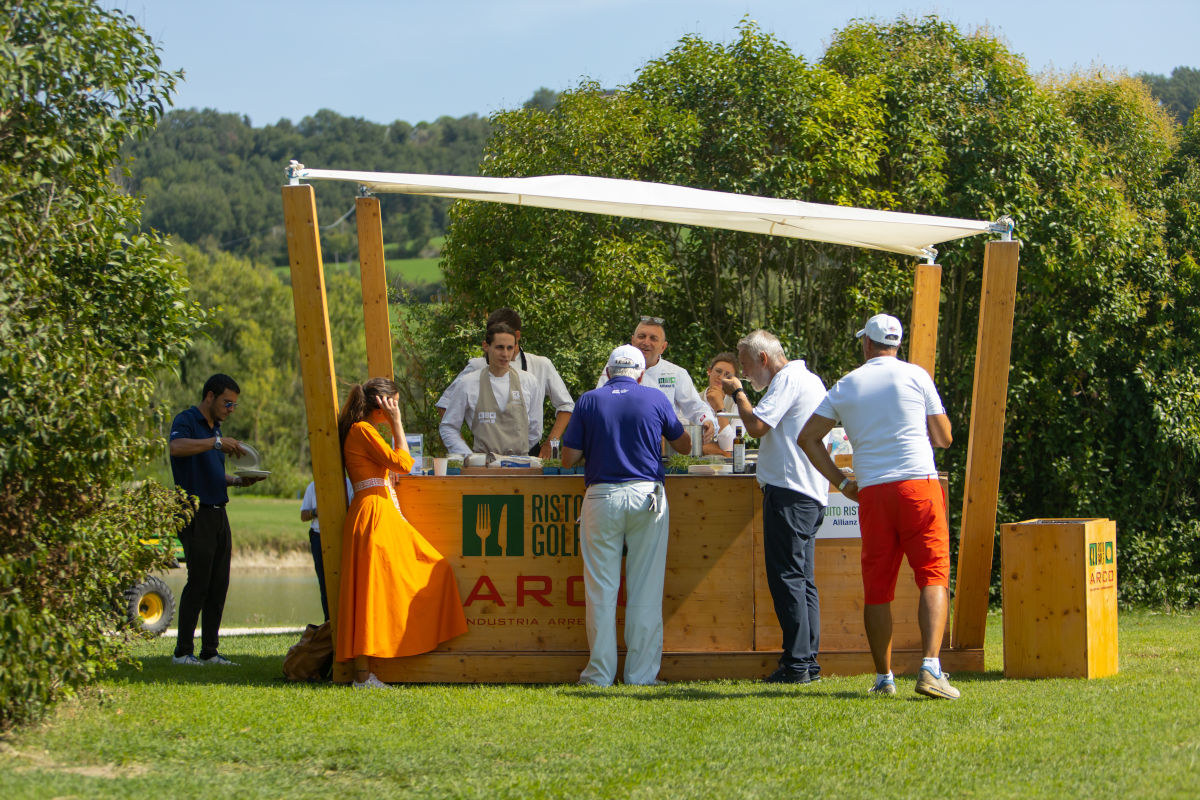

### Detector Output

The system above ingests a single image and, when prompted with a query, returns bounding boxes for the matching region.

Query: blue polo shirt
[562,376,684,487]
[170,406,228,505]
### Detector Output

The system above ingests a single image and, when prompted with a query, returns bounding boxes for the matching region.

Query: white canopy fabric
[290,166,994,258]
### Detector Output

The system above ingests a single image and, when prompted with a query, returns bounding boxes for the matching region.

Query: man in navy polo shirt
[168,373,263,666]
[562,345,691,686]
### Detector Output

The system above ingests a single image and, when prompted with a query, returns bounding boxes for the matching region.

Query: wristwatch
[733,387,746,398]
[213,435,223,451]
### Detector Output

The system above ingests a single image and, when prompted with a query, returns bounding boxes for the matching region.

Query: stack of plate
[231,443,270,479]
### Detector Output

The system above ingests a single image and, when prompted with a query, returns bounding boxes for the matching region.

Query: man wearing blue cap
[563,344,692,686]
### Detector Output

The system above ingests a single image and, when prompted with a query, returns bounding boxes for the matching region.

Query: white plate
[230,443,260,469]
[235,468,271,478]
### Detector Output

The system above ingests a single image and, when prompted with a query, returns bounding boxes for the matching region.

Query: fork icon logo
[462,496,524,556]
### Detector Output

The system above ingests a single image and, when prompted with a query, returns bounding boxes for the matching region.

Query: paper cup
[433,457,448,476]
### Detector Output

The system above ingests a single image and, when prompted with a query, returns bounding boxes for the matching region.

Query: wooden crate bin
[1001,518,1118,679]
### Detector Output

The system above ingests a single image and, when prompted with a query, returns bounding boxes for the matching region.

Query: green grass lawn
[227,496,306,553]
[385,255,442,285]
[1,610,1197,798]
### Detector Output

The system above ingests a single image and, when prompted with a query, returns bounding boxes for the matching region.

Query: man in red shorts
[796,314,958,699]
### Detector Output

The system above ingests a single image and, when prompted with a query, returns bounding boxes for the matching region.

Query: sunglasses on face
[639,315,665,325]
[223,401,238,410]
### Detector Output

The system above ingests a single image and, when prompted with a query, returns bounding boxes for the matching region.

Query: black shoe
[763,666,812,684]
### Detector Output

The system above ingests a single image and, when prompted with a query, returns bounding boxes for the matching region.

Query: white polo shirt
[752,360,828,504]
[300,477,354,534]
[439,368,541,456]
[594,357,716,428]
[436,350,574,432]
[814,356,945,488]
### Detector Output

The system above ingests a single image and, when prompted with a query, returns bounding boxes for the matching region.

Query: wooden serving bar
[358,473,981,684]
[282,183,1016,685]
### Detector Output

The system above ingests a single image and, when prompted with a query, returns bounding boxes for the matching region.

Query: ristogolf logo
[462,495,524,556]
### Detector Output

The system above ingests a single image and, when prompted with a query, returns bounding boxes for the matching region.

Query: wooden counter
[343,474,982,683]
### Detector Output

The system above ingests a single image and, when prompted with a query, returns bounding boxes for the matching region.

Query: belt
[199,503,226,510]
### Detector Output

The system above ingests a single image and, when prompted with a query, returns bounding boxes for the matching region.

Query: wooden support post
[908,262,942,380]
[952,240,1019,650]
[356,196,394,380]
[282,184,349,679]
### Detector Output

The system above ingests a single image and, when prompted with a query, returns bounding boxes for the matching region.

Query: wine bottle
[732,424,746,473]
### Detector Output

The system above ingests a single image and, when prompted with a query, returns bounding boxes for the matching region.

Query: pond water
[160,565,325,629]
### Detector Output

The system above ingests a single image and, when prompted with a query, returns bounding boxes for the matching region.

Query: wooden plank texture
[282,185,346,669]
[355,196,393,380]
[1002,518,1117,678]
[953,240,1019,649]
[365,647,985,684]
[908,262,942,380]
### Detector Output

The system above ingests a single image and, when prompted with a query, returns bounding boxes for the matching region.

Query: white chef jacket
[439,368,541,456]
[437,349,574,433]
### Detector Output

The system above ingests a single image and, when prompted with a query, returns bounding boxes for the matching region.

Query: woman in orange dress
[335,378,468,688]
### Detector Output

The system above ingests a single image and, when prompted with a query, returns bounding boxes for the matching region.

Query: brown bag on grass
[283,621,333,682]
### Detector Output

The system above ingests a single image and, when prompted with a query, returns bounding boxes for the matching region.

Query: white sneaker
[353,673,391,689]
[172,654,203,666]
[199,653,238,666]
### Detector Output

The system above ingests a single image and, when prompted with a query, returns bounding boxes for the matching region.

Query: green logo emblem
[462,495,524,556]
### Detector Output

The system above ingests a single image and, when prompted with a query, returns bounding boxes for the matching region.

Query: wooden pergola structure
[281,174,1018,683]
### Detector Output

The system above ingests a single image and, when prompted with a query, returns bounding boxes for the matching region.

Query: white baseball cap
[856,313,903,346]
[606,344,646,372]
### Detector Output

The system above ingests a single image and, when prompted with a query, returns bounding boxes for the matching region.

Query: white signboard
[818,492,860,539]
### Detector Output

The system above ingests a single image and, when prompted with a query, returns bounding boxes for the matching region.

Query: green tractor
[124,536,185,637]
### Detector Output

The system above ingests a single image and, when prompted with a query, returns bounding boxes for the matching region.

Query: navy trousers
[761,484,824,674]
[308,528,330,622]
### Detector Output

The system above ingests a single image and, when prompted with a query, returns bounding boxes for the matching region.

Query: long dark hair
[338,377,400,450]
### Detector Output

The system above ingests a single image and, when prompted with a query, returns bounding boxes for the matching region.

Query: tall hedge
[0,0,202,729]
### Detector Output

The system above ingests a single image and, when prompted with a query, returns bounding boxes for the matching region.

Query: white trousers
[578,480,669,686]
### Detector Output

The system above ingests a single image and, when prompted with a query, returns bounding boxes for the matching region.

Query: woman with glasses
[335,377,468,688]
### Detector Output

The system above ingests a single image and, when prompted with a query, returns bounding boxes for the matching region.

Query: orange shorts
[857,477,949,604]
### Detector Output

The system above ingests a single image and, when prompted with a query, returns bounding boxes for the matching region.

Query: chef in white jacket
[596,317,715,444]
[437,308,574,458]
[440,323,541,457]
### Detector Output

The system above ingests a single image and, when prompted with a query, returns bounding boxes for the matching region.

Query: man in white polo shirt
[721,329,828,684]
[596,317,716,445]
[797,313,958,700]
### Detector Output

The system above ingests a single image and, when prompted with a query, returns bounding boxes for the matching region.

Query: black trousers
[761,484,824,673]
[308,528,330,622]
[174,505,232,659]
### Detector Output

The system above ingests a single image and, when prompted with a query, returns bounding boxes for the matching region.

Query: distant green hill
[124,109,490,270]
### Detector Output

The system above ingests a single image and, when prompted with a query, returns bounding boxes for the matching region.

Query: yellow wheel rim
[139,592,165,626]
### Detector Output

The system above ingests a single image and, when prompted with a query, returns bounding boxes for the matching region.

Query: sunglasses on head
[639,315,665,325]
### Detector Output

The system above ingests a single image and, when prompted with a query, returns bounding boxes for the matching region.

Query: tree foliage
[1139,66,1200,125]
[148,242,370,494]
[122,108,492,265]
[436,18,1200,605]
[0,0,202,729]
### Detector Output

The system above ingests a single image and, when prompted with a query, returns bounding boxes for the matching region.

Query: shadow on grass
[113,654,313,688]
[561,670,1007,701]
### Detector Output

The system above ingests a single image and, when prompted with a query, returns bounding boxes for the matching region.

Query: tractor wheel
[125,575,176,636]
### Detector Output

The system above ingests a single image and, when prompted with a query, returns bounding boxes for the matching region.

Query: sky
[105,0,1198,127]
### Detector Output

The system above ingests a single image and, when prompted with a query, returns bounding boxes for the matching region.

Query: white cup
[433,457,448,476]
